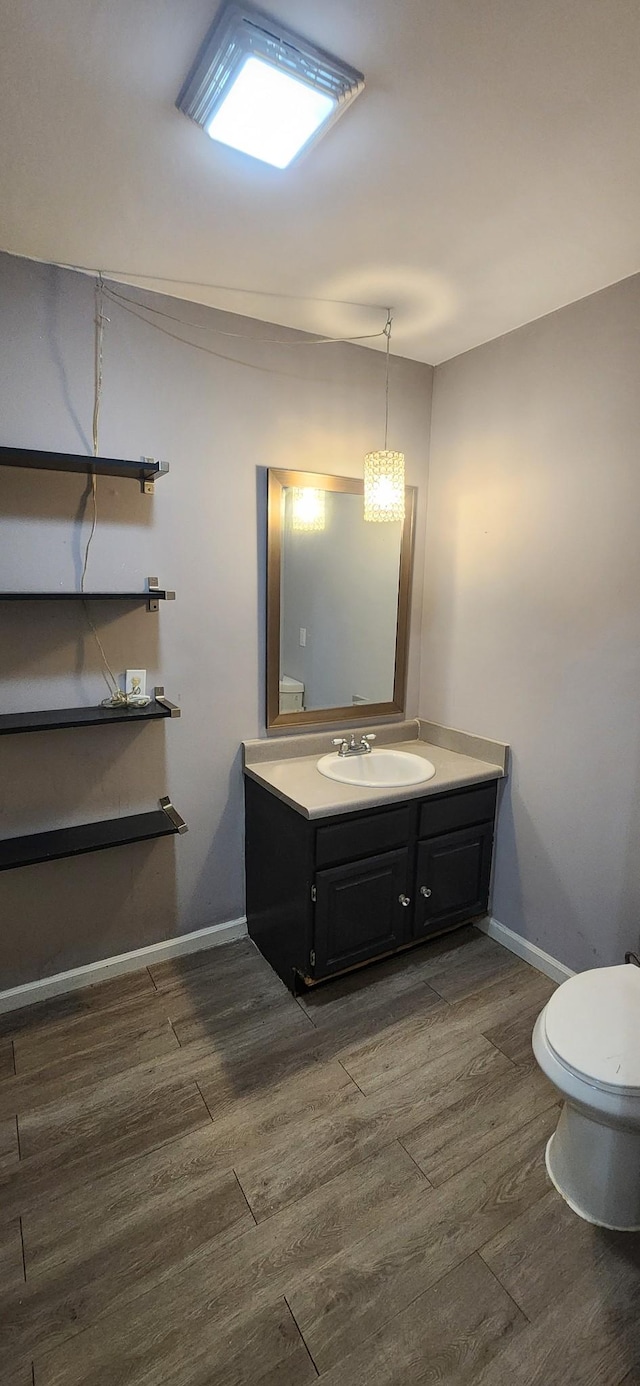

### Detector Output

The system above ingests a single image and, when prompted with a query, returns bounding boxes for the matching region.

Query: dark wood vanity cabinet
[244,776,498,990]
[413,825,494,936]
[314,847,411,977]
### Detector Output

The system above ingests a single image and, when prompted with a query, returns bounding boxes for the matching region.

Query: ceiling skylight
[177,1,364,169]
[207,56,336,168]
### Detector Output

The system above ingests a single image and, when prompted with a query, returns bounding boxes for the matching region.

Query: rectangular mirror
[266,468,416,728]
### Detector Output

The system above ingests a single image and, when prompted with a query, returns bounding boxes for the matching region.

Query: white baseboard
[0,917,248,1015]
[476,915,574,985]
[0,910,573,1016]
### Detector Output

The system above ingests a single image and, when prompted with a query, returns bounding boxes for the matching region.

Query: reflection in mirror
[266,470,416,728]
[282,489,401,710]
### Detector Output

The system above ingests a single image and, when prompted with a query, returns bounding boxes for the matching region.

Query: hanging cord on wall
[80,275,104,592]
[81,278,142,708]
[98,282,389,377]
[57,256,388,313]
[102,282,387,346]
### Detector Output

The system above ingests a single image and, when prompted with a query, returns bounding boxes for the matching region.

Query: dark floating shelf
[0,590,174,602]
[0,797,187,872]
[0,690,180,737]
[0,446,169,493]
[0,580,175,610]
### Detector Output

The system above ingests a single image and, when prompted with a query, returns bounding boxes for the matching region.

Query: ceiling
[1,0,640,364]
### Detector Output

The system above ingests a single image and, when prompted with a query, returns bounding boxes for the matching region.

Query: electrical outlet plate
[126,669,146,699]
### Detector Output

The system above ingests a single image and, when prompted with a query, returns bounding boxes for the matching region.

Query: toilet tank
[279,675,304,713]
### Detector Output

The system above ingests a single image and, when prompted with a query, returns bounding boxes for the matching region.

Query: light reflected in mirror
[290,487,325,531]
[266,470,416,728]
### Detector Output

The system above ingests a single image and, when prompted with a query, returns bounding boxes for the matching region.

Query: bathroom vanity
[243,720,507,989]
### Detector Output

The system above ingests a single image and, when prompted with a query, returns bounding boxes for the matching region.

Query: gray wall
[0,251,432,988]
[420,274,640,972]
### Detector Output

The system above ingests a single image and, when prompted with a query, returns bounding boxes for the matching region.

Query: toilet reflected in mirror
[278,674,304,714]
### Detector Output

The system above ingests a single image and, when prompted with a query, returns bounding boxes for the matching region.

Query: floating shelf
[0,579,175,611]
[0,797,187,872]
[0,446,169,494]
[0,590,174,601]
[0,689,180,737]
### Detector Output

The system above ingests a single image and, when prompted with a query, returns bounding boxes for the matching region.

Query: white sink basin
[316,748,436,789]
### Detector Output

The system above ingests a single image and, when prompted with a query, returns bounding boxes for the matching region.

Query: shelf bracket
[147,577,175,612]
[159,796,188,834]
[141,457,170,495]
[154,686,181,717]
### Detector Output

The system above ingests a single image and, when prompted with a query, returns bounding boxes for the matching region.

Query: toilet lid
[544,965,640,1094]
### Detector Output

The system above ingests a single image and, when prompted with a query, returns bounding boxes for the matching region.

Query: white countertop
[243,735,505,819]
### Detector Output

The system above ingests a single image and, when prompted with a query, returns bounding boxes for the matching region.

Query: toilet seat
[543,964,640,1097]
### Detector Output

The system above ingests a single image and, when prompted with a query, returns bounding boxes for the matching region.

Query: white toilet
[278,675,304,714]
[533,963,640,1231]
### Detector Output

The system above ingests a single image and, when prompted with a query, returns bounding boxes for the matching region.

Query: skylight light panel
[206,56,336,168]
[177,1,364,169]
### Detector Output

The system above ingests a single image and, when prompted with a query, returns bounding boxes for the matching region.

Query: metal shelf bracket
[159,796,188,834]
[154,687,181,717]
[147,576,176,612]
[141,457,170,495]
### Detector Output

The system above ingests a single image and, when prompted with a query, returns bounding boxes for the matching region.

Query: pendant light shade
[364,313,405,521]
[363,450,405,522]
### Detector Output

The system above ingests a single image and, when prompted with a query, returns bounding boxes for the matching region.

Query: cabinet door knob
[420,886,432,898]
[398,894,411,907]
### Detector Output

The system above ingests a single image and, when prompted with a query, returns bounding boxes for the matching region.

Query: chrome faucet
[331,733,377,757]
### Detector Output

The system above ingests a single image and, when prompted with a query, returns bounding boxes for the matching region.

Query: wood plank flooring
[0,925,637,1384]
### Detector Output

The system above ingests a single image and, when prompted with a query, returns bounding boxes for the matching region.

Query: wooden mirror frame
[266,468,416,729]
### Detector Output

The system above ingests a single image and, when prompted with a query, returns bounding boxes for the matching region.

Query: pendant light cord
[383,311,392,450]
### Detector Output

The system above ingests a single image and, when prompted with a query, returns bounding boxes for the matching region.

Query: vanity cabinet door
[413,825,493,937]
[313,848,410,977]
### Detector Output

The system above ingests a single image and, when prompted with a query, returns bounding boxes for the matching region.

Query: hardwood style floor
[1,926,639,1384]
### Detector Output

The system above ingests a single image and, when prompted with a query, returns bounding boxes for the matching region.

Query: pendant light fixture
[364,313,405,523]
